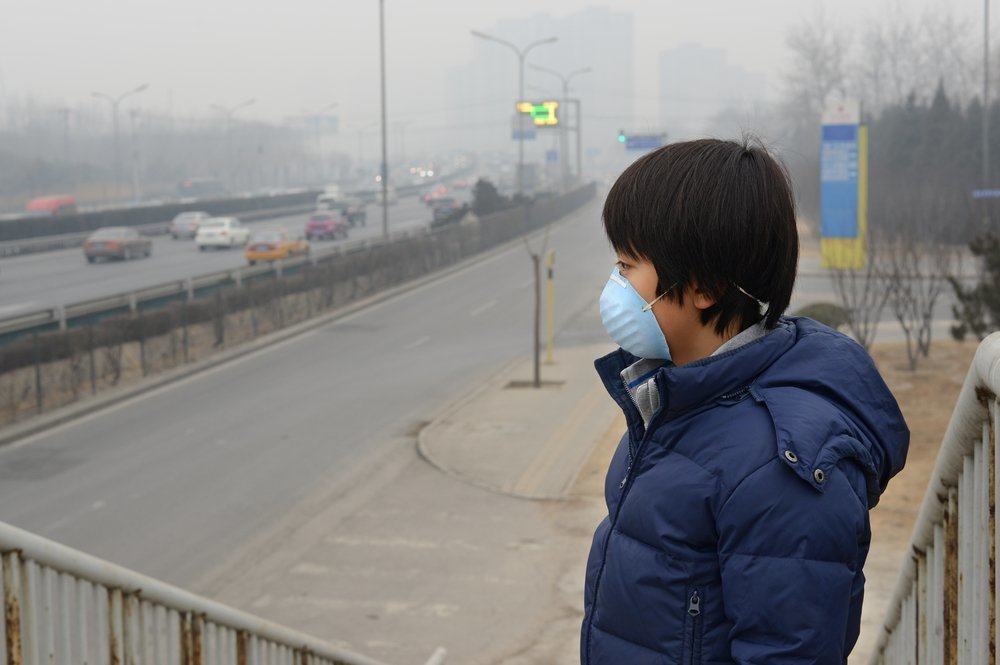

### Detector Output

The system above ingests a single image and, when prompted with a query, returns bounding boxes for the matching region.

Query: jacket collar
[594,318,798,426]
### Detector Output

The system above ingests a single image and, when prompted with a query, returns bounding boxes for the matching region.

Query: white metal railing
[870,331,1000,664]
[0,519,446,665]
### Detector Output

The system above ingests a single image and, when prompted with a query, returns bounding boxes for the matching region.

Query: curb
[0,200,594,450]
[415,352,612,504]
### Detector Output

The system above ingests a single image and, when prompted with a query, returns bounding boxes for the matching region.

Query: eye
[615,260,630,272]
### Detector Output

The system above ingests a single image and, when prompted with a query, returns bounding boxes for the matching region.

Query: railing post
[3,551,22,665]
[108,588,123,665]
[945,488,959,665]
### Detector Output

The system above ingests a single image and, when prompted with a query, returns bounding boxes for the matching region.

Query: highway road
[0,194,965,589]
[0,197,614,587]
[0,195,435,316]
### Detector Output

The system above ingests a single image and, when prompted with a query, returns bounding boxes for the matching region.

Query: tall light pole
[470,30,557,197]
[211,98,255,192]
[379,0,389,239]
[985,0,991,195]
[92,83,149,200]
[530,64,590,189]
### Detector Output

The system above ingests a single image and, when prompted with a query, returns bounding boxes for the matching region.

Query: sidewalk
[193,343,623,665]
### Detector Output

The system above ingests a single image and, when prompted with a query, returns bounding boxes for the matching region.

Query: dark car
[431,197,463,223]
[305,211,349,240]
[83,227,152,263]
[317,195,367,227]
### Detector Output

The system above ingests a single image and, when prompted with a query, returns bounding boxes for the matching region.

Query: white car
[195,217,250,250]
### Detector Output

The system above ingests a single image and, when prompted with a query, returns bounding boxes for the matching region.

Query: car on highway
[26,195,77,216]
[305,211,349,240]
[422,185,449,205]
[430,197,464,225]
[245,228,310,265]
[195,217,250,250]
[83,227,152,263]
[169,211,211,239]
[316,194,367,227]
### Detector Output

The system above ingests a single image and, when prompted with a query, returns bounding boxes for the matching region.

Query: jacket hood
[594,316,910,506]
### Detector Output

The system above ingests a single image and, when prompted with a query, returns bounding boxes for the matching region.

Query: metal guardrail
[0,519,447,664]
[0,226,424,339]
[869,331,1000,664]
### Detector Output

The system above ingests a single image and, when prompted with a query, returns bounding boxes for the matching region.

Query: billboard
[820,100,867,270]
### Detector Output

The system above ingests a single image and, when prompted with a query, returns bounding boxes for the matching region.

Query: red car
[305,211,349,240]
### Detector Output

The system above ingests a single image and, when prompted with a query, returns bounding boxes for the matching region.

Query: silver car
[169,211,211,239]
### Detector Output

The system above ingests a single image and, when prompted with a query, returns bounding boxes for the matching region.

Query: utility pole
[91,83,149,200]
[471,30,557,197]
[530,65,590,189]
[379,0,390,239]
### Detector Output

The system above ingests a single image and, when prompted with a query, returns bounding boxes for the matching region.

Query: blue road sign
[625,134,664,151]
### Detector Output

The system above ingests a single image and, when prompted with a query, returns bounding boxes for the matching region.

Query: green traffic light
[617,132,626,143]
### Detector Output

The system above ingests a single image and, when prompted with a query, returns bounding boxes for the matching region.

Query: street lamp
[91,83,149,199]
[211,99,256,192]
[530,64,590,188]
[470,30,557,197]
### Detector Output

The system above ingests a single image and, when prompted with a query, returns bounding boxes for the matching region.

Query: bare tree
[879,190,962,370]
[829,230,890,351]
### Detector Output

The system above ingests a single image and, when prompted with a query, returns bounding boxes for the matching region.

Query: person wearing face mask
[581,138,910,665]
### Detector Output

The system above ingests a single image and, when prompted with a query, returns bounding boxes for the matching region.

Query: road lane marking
[469,299,497,316]
[403,336,430,350]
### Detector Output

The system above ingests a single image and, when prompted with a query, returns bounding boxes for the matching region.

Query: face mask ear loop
[640,281,679,312]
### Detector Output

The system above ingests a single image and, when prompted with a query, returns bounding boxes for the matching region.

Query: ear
[687,279,717,311]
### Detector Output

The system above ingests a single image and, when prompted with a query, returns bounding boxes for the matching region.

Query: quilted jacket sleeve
[716,457,868,664]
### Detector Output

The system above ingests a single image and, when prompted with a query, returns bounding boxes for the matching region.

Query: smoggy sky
[0,0,987,147]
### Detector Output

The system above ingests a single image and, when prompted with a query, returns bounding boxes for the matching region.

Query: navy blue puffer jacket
[581,316,909,664]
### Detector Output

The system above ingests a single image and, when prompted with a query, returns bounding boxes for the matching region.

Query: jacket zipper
[685,589,702,665]
[619,377,644,488]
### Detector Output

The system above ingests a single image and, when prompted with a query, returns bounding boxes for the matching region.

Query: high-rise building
[658,43,768,141]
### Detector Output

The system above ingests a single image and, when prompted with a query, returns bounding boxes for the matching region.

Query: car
[431,197,463,223]
[245,228,310,265]
[169,211,211,239]
[317,195,367,227]
[83,227,152,263]
[305,211,349,240]
[422,185,449,205]
[195,217,250,250]
[26,195,77,216]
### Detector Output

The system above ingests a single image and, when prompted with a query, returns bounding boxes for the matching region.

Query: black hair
[602,136,798,335]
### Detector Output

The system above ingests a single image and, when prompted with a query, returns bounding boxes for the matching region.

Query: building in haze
[446,5,634,185]
[658,43,767,141]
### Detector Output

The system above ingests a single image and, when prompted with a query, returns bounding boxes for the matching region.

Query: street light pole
[985,0,991,193]
[530,65,590,189]
[211,98,256,192]
[91,83,149,200]
[470,31,557,197]
[379,0,390,239]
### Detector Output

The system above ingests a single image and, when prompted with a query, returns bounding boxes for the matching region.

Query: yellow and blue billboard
[820,100,868,269]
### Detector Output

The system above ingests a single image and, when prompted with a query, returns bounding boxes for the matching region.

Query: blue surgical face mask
[599,266,672,360]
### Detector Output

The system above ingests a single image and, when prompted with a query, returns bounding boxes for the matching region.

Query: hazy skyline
[0,0,990,154]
